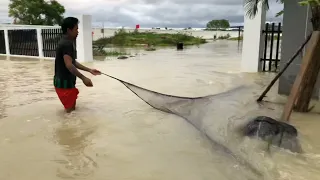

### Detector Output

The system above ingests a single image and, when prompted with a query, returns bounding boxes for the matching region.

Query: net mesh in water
[121,79,241,130]
[103,73,226,123]
[102,73,282,178]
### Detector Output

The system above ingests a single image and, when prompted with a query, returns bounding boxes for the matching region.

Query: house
[241,0,320,99]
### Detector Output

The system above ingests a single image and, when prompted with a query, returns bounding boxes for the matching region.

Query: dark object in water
[244,116,302,153]
[145,47,156,51]
[177,42,184,50]
[117,56,129,59]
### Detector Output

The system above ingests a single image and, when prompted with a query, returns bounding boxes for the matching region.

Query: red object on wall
[135,24,140,29]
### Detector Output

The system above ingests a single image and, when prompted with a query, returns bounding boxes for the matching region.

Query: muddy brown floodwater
[0,41,319,180]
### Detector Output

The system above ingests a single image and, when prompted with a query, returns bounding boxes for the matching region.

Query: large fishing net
[102,73,284,179]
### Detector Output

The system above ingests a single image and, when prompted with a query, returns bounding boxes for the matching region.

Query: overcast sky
[0,0,283,28]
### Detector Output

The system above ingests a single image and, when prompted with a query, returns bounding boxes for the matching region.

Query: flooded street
[0,40,319,180]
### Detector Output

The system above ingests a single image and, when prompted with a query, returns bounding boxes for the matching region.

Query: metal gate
[0,30,6,54]
[8,29,39,56]
[260,22,282,72]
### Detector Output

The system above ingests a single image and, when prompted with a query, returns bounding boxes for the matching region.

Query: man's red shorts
[55,87,79,109]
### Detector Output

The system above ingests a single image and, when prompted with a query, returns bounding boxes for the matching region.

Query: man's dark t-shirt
[53,36,77,89]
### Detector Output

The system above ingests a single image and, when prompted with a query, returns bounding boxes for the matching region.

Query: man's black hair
[61,17,79,34]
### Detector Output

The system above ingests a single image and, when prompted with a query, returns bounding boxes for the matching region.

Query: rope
[101,72,178,113]
[100,72,211,99]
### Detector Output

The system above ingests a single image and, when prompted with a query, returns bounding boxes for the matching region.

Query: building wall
[278,0,320,99]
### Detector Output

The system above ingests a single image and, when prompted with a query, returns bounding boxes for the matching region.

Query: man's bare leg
[72,101,76,110]
[65,108,75,113]
[65,101,76,113]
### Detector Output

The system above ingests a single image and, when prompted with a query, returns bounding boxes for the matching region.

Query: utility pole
[102,22,105,38]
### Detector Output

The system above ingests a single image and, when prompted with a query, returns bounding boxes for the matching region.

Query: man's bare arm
[64,55,85,80]
[75,61,91,72]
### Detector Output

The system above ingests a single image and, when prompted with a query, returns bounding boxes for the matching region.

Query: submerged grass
[93,29,207,48]
[93,48,129,56]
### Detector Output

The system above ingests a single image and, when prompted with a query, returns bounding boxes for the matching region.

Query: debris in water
[117,56,129,59]
[243,116,302,153]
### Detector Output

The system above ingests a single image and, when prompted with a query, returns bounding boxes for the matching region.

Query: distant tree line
[206,19,230,30]
[8,0,65,25]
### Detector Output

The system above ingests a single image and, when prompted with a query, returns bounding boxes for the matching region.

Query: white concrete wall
[241,1,266,72]
[76,14,93,62]
[0,15,93,62]
[278,1,320,99]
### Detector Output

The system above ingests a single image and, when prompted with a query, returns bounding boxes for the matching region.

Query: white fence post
[36,28,44,58]
[241,2,266,72]
[76,14,93,62]
[4,28,10,55]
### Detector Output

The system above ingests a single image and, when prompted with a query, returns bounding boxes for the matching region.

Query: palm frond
[244,0,270,19]
[275,9,284,17]
[299,0,320,6]
[276,0,285,4]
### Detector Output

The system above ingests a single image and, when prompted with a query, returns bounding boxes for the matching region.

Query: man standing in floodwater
[54,17,101,113]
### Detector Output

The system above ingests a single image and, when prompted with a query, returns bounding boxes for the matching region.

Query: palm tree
[244,0,320,120]
[244,0,284,19]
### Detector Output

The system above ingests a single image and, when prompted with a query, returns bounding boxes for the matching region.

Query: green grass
[93,29,207,48]
[105,51,128,56]
[228,36,243,41]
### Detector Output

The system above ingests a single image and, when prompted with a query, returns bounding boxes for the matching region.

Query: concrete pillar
[241,2,266,72]
[76,14,93,62]
[278,0,320,99]
[4,28,10,55]
[36,28,44,58]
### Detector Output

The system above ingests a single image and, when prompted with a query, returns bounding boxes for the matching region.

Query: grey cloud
[135,0,243,6]
[85,0,282,28]
[0,0,283,27]
[0,1,9,22]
